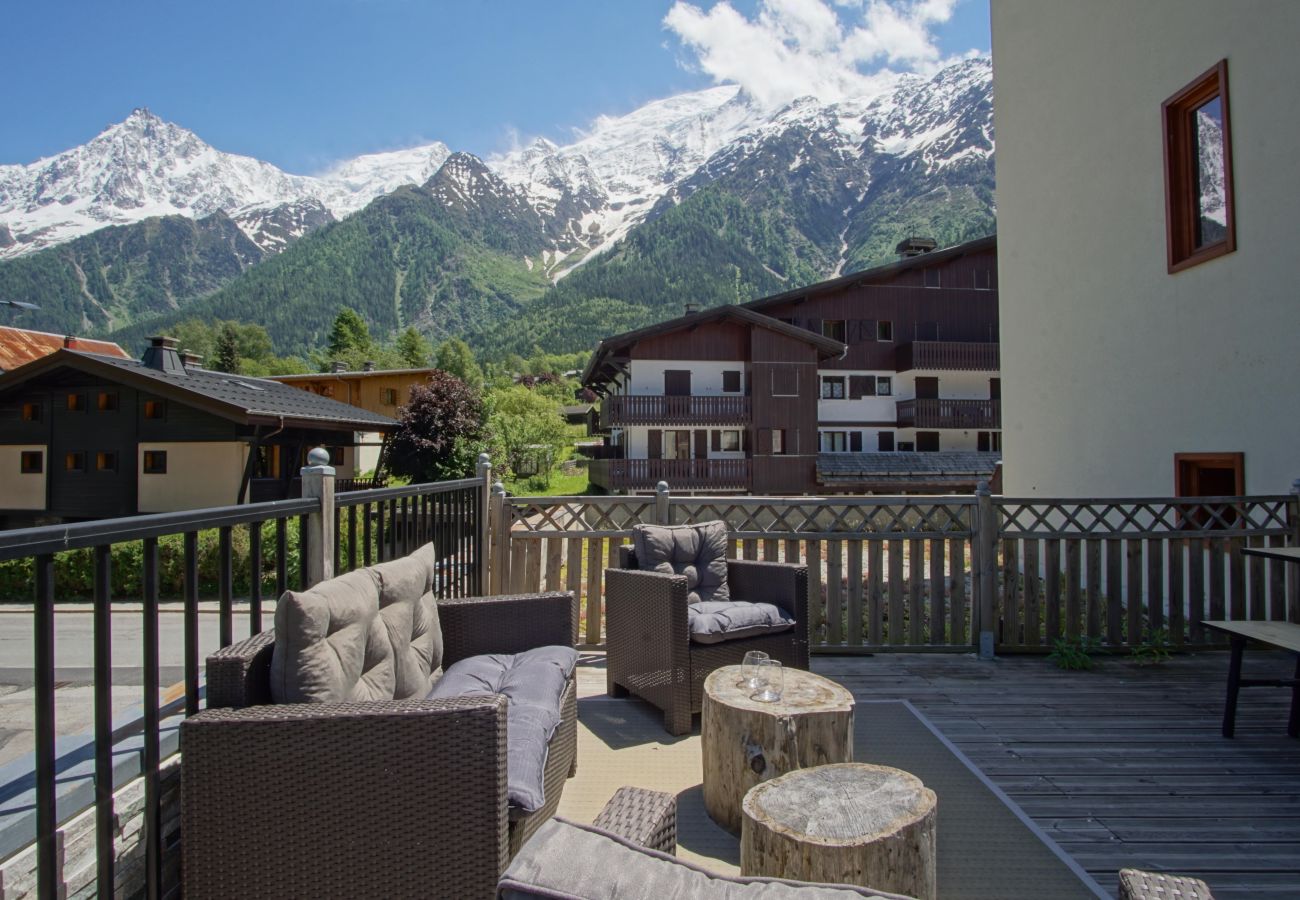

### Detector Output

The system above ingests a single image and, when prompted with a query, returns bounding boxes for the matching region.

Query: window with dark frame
[897,441,915,452]
[97,392,118,412]
[923,268,941,289]
[1175,451,1244,528]
[822,320,846,342]
[21,402,41,422]
[720,430,741,452]
[772,429,786,455]
[144,399,166,419]
[916,431,940,453]
[1163,59,1235,273]
[878,431,895,452]
[382,388,398,405]
[876,376,892,396]
[96,451,118,472]
[143,451,168,474]
[65,451,85,472]
[20,451,42,474]
[722,370,741,393]
[820,431,848,453]
[973,269,992,290]
[820,376,845,399]
[877,320,893,342]
[66,393,85,412]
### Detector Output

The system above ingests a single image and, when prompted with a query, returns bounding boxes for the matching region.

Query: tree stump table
[740,763,937,900]
[702,665,854,834]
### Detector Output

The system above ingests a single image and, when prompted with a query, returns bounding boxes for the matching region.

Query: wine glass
[740,651,769,690]
[751,659,784,702]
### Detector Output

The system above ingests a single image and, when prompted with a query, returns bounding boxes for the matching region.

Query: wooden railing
[896,398,1000,429]
[895,341,1000,371]
[602,394,751,426]
[588,458,751,491]
[488,486,1299,653]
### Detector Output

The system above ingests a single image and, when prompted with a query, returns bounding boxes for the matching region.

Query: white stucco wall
[0,445,47,509]
[137,442,248,513]
[628,361,747,396]
[993,0,1300,496]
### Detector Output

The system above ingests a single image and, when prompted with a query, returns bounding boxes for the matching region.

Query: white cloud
[664,0,968,108]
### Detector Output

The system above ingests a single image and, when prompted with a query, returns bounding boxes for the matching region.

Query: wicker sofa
[605,522,809,735]
[181,543,579,900]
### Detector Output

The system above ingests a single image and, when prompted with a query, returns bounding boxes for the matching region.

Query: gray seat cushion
[499,817,915,899]
[269,544,440,704]
[688,601,795,645]
[632,521,730,604]
[428,646,578,813]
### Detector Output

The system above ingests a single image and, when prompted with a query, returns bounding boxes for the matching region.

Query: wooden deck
[567,649,1300,899]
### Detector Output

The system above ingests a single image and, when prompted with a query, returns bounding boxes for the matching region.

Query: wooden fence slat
[763,539,778,562]
[1085,539,1102,640]
[1001,538,1019,647]
[585,538,603,645]
[805,540,824,645]
[888,539,905,646]
[1188,537,1206,643]
[1146,538,1165,631]
[725,538,738,560]
[908,538,924,645]
[1168,537,1185,644]
[606,539,620,634]
[1269,534,1287,621]
[526,537,544,593]
[743,538,758,561]
[509,539,528,596]
[1228,537,1246,621]
[783,539,799,567]
[566,537,583,646]
[826,541,843,645]
[1023,539,1040,647]
[1208,539,1227,633]
[949,539,966,646]
[847,541,864,646]
[1044,539,1061,643]
[1126,539,1143,645]
[868,540,884,645]
[545,537,563,592]
[1249,542,1266,621]
[1064,539,1081,640]
[1105,539,1123,645]
[929,539,945,646]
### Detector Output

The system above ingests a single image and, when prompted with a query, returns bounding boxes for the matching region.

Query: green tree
[213,323,241,373]
[435,337,483,386]
[326,307,373,359]
[387,371,487,482]
[487,385,569,485]
[394,327,433,368]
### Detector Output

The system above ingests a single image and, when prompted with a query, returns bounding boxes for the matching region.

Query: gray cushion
[632,521,730,604]
[428,646,578,813]
[688,601,794,645]
[499,817,914,899]
[269,544,440,704]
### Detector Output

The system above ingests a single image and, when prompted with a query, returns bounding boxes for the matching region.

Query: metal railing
[587,458,752,492]
[0,456,491,900]
[895,398,1000,429]
[601,394,751,427]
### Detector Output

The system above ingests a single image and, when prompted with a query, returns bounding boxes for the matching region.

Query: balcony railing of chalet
[603,394,751,427]
[895,340,1000,372]
[896,398,1001,429]
[0,461,489,900]
[588,457,752,491]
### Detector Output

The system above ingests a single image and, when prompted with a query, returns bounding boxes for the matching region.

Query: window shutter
[694,429,708,459]
[740,429,748,453]
[648,430,662,459]
[711,430,721,452]
[848,375,870,399]
[757,428,772,455]
[850,432,863,452]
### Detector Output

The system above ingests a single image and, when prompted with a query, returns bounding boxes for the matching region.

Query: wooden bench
[1201,620,1300,738]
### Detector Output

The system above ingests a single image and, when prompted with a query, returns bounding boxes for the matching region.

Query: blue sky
[1,0,990,174]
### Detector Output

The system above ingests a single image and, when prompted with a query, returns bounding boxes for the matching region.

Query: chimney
[362,361,376,372]
[330,360,348,373]
[895,236,938,259]
[180,350,204,369]
[141,336,186,376]
[683,302,700,315]
[63,335,79,350]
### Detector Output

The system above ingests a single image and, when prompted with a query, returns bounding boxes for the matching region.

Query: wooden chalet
[582,235,1001,494]
[0,337,395,528]
[0,327,130,372]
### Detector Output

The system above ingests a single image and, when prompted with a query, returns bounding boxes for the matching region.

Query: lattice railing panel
[998,496,1293,538]
[670,499,974,539]
[506,497,656,536]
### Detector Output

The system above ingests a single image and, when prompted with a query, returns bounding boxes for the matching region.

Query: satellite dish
[1,299,40,310]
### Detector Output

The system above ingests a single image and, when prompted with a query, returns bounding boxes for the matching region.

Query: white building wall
[138,442,248,513]
[993,0,1300,496]
[0,445,47,509]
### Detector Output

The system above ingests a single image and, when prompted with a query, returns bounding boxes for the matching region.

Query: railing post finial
[655,481,671,525]
[301,447,336,587]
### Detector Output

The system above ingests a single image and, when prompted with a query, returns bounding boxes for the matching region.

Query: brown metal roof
[0,326,131,372]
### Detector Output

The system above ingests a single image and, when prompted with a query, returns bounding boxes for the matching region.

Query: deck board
[566,649,1300,899]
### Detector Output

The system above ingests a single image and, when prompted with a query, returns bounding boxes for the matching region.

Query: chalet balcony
[587,457,752,492]
[601,394,751,427]
[895,340,1000,372]
[896,398,1001,429]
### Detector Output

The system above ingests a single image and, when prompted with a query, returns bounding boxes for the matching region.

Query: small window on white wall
[720,430,741,451]
[820,431,848,453]
[876,377,892,396]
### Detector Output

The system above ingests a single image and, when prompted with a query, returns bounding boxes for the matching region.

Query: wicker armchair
[605,546,809,734]
[182,591,578,900]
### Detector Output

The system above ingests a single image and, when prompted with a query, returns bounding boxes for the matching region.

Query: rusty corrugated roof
[0,326,131,371]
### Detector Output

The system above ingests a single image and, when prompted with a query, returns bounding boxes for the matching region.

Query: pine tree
[213,323,240,373]
[434,337,482,387]
[394,327,433,368]
[326,308,373,360]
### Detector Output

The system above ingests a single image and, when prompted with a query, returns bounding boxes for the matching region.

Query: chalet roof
[560,404,595,416]
[0,326,131,372]
[817,451,1001,488]
[742,234,997,314]
[266,367,439,382]
[582,305,846,389]
[0,349,396,432]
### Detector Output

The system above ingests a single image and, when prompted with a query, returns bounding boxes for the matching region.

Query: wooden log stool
[702,665,854,833]
[740,763,937,900]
